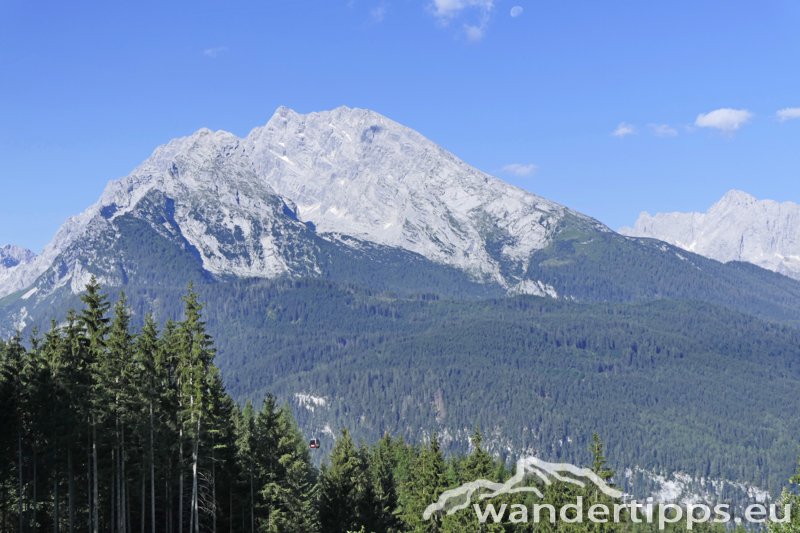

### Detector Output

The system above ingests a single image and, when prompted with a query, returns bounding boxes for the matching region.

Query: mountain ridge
[4,108,800,331]
[621,190,800,280]
[0,106,589,300]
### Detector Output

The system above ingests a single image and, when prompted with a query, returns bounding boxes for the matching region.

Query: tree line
[1,279,798,532]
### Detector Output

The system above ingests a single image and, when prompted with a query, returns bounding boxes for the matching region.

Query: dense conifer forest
[1,280,798,532]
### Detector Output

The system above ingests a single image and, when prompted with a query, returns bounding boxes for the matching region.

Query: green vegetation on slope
[3,285,798,532]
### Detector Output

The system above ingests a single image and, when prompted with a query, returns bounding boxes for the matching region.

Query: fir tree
[401,434,447,532]
[370,434,402,533]
[318,429,375,533]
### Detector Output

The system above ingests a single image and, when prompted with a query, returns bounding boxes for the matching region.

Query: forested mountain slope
[14,278,796,497]
[2,107,800,502]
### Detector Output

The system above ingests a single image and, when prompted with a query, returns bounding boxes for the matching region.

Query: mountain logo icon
[423,456,623,520]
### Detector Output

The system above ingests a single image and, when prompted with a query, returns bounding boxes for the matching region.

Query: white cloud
[203,46,228,59]
[777,107,800,122]
[432,0,494,18]
[510,5,523,17]
[430,0,494,41]
[501,163,538,177]
[649,124,678,137]
[695,108,752,134]
[612,123,636,138]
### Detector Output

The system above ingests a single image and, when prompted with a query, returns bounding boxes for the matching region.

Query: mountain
[0,244,35,269]
[621,190,800,280]
[0,106,581,302]
[0,245,38,311]
[2,107,800,497]
[244,106,575,292]
[4,108,800,324]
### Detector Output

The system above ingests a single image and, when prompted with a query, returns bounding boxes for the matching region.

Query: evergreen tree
[769,458,800,533]
[176,285,216,533]
[400,434,448,532]
[259,405,318,532]
[370,434,402,533]
[318,429,375,533]
[236,400,257,533]
[132,315,161,533]
[79,277,110,533]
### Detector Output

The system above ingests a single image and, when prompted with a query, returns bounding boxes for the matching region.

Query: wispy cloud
[203,46,228,59]
[432,0,494,18]
[649,124,678,137]
[430,0,495,42]
[501,163,538,177]
[612,123,636,138]
[777,107,800,122]
[370,3,388,22]
[464,23,486,41]
[510,5,524,18]
[695,108,752,134]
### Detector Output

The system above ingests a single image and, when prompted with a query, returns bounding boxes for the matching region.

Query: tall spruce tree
[400,434,448,533]
[318,429,376,533]
[177,285,215,533]
[370,434,402,533]
[258,404,318,533]
[79,277,110,533]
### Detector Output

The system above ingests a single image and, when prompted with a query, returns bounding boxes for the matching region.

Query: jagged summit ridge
[621,190,800,279]
[245,106,575,285]
[0,106,578,298]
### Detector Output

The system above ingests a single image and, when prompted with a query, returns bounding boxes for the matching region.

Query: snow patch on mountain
[621,190,800,280]
[294,393,329,412]
[508,279,558,297]
[624,466,770,506]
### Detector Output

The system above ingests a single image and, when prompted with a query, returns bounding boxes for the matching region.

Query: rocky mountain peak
[621,190,800,280]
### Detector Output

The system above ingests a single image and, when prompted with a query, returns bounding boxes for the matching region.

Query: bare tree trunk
[166,459,171,533]
[2,482,6,531]
[163,476,172,533]
[189,443,196,533]
[191,415,201,533]
[87,423,92,533]
[140,473,145,533]
[166,478,170,533]
[211,442,216,533]
[53,466,59,533]
[111,448,116,533]
[126,477,131,533]
[68,448,74,533]
[31,449,37,531]
[178,430,184,533]
[17,431,23,533]
[249,472,254,533]
[150,402,156,533]
[121,424,128,533]
[92,421,99,533]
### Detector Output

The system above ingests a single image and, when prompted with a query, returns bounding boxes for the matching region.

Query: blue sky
[1,0,799,252]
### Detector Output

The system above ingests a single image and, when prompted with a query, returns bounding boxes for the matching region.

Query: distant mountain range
[2,107,800,499]
[621,190,800,280]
